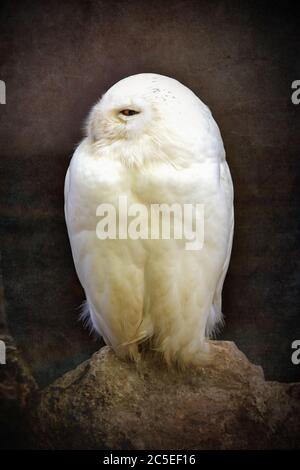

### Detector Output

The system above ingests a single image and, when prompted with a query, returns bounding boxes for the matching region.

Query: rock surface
[32,341,300,449]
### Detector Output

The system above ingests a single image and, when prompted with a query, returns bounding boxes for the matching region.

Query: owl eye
[120,109,140,116]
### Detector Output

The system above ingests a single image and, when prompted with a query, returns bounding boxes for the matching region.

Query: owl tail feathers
[118,330,152,363]
[113,340,141,364]
[121,330,150,347]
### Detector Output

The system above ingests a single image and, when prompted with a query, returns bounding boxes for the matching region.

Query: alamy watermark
[291,80,300,105]
[291,340,300,365]
[96,196,204,251]
[0,340,6,364]
[0,80,6,104]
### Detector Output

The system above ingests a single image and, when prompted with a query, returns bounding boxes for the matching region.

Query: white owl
[64,73,234,366]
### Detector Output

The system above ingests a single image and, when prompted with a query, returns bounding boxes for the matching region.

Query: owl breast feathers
[64,73,234,366]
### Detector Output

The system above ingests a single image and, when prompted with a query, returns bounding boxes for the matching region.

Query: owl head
[86,73,223,165]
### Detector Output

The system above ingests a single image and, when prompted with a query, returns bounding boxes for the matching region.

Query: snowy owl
[64,73,234,366]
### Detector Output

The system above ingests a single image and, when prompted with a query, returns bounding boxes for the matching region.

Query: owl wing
[64,143,139,349]
[206,160,234,336]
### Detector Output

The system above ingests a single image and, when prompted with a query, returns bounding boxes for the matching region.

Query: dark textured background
[0,0,299,387]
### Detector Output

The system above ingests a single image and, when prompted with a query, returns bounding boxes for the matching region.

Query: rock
[32,342,300,450]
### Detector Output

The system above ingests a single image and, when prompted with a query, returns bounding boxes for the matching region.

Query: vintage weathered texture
[0,1,300,390]
[33,342,300,450]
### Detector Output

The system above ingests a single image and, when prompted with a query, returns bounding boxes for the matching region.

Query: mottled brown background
[0,0,299,388]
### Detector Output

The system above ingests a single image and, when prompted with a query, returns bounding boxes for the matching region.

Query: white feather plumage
[64,73,234,365]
